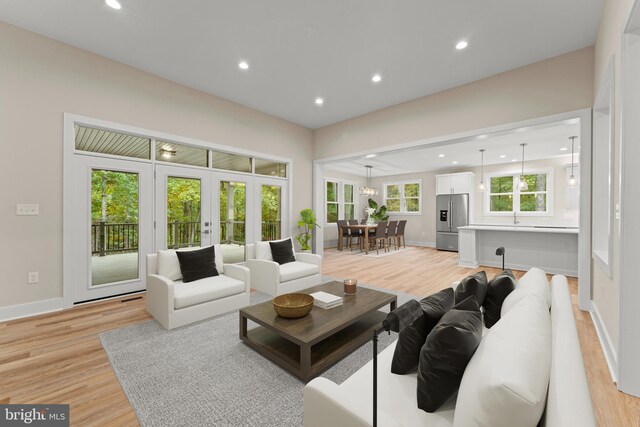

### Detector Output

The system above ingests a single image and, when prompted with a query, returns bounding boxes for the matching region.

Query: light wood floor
[0,246,638,426]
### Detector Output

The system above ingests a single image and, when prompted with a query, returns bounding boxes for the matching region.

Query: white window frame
[484,168,554,216]
[324,177,360,225]
[383,179,422,215]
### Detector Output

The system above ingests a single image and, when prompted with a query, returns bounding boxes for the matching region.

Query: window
[326,180,339,223]
[324,178,359,224]
[156,141,208,167]
[75,125,150,160]
[383,180,422,214]
[255,159,287,177]
[486,170,553,215]
[211,151,252,173]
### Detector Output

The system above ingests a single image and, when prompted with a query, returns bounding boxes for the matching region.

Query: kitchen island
[458,224,579,276]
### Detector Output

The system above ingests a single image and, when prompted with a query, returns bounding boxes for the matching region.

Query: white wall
[0,22,313,310]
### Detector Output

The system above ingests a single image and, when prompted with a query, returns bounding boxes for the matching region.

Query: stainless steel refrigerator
[436,193,469,252]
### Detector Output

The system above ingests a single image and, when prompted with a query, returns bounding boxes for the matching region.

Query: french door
[155,166,255,262]
[73,156,153,303]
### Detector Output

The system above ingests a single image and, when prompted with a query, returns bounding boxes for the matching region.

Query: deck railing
[167,220,201,249]
[220,220,246,245]
[262,221,281,241]
[91,221,138,256]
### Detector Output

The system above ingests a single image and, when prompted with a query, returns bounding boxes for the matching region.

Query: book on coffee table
[309,291,343,309]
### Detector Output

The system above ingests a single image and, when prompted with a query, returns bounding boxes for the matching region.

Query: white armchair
[246,240,322,296]
[146,244,250,330]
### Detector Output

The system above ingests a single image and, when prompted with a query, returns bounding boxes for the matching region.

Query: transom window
[486,170,552,215]
[383,180,422,214]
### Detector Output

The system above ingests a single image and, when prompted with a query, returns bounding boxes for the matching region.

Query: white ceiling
[325,119,581,177]
[0,1,602,129]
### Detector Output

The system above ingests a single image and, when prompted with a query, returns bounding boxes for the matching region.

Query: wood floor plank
[0,246,637,426]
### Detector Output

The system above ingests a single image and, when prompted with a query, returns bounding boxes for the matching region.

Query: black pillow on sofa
[454,271,488,305]
[175,246,219,283]
[416,296,483,413]
[391,288,455,374]
[483,269,517,328]
[269,238,296,265]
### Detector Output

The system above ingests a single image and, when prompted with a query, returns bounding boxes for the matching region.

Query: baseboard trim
[590,300,619,384]
[406,240,435,248]
[0,298,64,323]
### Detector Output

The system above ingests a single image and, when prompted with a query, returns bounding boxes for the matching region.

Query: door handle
[448,201,452,228]
[202,230,210,234]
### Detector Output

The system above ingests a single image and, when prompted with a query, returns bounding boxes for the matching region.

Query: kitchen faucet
[513,211,519,225]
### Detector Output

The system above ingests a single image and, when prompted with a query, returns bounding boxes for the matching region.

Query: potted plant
[367,198,390,223]
[296,208,320,251]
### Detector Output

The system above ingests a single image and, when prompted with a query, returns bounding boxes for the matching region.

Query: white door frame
[211,171,256,248]
[618,0,640,396]
[72,154,153,303]
[254,176,290,242]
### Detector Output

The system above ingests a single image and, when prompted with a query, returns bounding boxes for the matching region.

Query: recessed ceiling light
[315,97,324,106]
[364,153,377,159]
[477,134,488,140]
[456,40,468,50]
[372,74,382,83]
[499,154,506,158]
[512,159,518,162]
[438,154,445,158]
[560,147,568,151]
[238,61,249,70]
[105,0,121,9]
[452,161,458,165]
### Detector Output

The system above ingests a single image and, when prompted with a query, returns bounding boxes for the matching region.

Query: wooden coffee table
[239,281,397,381]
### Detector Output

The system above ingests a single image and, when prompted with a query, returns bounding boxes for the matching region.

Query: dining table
[337,223,379,254]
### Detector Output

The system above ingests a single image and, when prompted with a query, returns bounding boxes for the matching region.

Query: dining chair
[348,219,361,251]
[336,220,350,250]
[371,221,388,254]
[396,220,407,249]
[386,220,399,250]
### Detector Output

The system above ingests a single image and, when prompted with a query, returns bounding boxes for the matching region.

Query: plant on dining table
[367,198,390,222]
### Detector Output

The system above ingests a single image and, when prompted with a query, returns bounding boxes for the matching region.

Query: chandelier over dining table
[359,165,378,196]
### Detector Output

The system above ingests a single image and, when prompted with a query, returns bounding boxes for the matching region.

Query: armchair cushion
[255,238,294,261]
[279,261,320,283]
[176,245,219,283]
[173,275,245,309]
[157,245,224,281]
[269,238,296,265]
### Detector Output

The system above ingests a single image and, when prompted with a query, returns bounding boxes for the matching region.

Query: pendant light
[478,149,486,192]
[359,165,378,196]
[519,143,528,190]
[568,136,577,187]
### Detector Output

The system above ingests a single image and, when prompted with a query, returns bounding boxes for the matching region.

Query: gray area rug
[100,279,415,427]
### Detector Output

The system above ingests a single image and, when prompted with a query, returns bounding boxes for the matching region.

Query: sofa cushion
[501,267,550,316]
[173,274,245,309]
[176,246,219,283]
[453,294,552,427]
[454,271,488,305]
[391,288,454,374]
[270,238,296,265]
[255,238,294,261]
[279,261,319,283]
[417,296,483,413]
[157,245,224,281]
[483,269,516,328]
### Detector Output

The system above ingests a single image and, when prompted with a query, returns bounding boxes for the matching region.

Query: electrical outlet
[27,272,39,284]
[16,204,39,216]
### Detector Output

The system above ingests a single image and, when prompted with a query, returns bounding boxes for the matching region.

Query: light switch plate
[16,204,39,216]
[28,272,39,284]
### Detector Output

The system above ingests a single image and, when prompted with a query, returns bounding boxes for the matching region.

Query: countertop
[458,224,579,234]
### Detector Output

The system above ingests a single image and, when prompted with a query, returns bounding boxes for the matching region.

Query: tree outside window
[487,172,550,214]
[383,181,421,214]
[326,181,339,223]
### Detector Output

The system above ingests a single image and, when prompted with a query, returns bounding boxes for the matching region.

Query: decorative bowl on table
[272,293,314,318]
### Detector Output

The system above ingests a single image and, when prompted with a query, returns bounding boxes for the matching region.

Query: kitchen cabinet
[436,172,475,195]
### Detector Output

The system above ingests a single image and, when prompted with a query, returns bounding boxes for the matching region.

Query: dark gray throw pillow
[269,238,296,265]
[454,271,488,305]
[391,288,455,374]
[175,246,219,283]
[483,269,517,328]
[416,296,483,413]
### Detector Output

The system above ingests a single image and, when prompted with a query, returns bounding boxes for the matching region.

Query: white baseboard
[590,301,619,384]
[0,298,64,323]
[406,240,435,248]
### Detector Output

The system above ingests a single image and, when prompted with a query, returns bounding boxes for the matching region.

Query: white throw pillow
[157,245,224,280]
[254,238,294,261]
[501,267,550,316]
[453,294,551,427]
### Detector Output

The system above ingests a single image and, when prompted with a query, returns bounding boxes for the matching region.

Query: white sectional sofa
[146,244,250,330]
[245,240,322,296]
[304,268,596,427]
